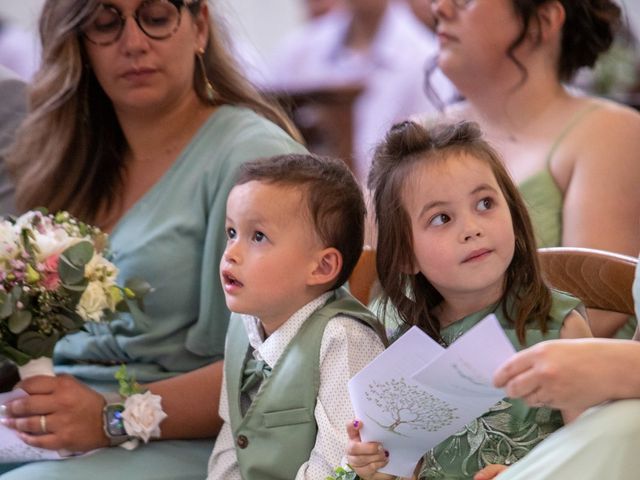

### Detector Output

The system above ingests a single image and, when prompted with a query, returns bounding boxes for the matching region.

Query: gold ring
[40,415,47,434]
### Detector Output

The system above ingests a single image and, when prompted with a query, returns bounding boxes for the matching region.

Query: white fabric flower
[122,391,167,443]
[76,281,110,321]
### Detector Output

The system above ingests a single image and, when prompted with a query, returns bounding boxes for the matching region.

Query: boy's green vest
[224,288,385,480]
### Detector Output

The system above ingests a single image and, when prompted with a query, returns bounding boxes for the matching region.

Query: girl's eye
[477,198,493,211]
[226,227,236,240]
[252,231,266,243]
[429,213,450,226]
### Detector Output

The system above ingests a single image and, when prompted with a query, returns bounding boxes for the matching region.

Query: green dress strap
[545,103,600,165]
[519,103,600,248]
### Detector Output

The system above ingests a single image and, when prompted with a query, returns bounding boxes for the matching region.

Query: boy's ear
[308,247,342,287]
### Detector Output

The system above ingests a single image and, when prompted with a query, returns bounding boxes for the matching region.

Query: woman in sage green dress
[427,0,640,338]
[346,120,591,480]
[0,0,304,478]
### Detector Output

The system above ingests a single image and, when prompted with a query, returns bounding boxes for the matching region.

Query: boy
[207,154,386,479]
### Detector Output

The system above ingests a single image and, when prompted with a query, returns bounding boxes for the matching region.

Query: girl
[346,120,591,480]
[429,0,640,338]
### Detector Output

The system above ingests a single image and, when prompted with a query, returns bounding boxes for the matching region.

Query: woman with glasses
[428,0,640,339]
[1,0,304,478]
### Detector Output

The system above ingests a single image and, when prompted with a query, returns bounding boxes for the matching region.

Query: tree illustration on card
[364,378,459,436]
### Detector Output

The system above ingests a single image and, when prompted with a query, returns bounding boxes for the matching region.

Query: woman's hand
[473,463,509,479]
[1,374,108,452]
[345,419,395,480]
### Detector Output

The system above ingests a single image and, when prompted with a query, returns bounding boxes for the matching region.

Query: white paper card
[0,389,63,463]
[348,314,516,477]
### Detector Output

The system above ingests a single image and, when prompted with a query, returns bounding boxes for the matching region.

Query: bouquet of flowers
[0,210,149,378]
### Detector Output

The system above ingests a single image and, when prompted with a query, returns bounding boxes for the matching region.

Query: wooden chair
[349,247,377,305]
[538,247,637,316]
[349,246,639,316]
[267,84,364,174]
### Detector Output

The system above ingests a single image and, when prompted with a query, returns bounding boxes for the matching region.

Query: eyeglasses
[430,0,474,9]
[82,0,195,46]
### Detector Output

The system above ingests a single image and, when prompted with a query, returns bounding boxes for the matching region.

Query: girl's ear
[531,0,565,43]
[308,248,342,287]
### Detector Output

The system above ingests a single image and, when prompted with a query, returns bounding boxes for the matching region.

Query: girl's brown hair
[368,120,550,345]
[7,0,300,224]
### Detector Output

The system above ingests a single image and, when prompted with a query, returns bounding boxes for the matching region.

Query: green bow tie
[241,358,272,393]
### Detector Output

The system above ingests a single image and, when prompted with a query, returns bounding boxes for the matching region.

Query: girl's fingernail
[384,450,389,458]
[353,420,359,428]
[0,417,8,425]
[0,404,7,417]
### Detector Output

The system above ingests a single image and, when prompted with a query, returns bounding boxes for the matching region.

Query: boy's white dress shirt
[207,292,385,479]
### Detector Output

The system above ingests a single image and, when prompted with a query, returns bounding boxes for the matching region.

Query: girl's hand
[345,419,395,480]
[473,464,509,479]
[1,374,108,452]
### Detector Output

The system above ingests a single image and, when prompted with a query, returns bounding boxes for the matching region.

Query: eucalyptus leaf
[124,277,153,299]
[17,331,59,358]
[0,291,13,319]
[62,282,88,292]
[55,314,80,332]
[58,241,94,285]
[61,241,94,266]
[8,311,32,334]
[0,344,32,366]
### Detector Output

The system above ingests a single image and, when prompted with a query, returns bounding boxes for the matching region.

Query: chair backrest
[267,84,364,174]
[349,247,377,305]
[538,247,638,316]
[348,246,638,316]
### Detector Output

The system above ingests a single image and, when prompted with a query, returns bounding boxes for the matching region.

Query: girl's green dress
[418,290,580,480]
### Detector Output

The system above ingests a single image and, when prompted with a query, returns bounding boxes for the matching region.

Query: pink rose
[42,254,60,290]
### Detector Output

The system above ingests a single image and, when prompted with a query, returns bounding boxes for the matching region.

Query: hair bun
[559,0,622,80]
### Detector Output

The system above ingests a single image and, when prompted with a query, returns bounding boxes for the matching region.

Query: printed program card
[348,314,516,477]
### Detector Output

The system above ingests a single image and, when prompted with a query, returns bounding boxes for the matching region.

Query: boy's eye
[252,231,266,242]
[226,227,236,239]
[429,213,450,226]
[477,198,493,211]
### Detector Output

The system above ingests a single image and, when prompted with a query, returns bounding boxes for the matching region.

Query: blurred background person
[0,16,40,81]
[0,65,25,215]
[265,0,457,182]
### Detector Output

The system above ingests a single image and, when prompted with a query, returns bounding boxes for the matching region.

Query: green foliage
[325,465,359,480]
[58,241,94,286]
[115,364,144,398]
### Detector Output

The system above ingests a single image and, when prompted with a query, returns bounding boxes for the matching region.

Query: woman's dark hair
[509,0,622,82]
[368,120,550,345]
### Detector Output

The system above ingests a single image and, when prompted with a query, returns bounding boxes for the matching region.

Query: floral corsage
[110,365,167,448]
[326,465,360,480]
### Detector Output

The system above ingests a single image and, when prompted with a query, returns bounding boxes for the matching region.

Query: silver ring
[40,415,47,434]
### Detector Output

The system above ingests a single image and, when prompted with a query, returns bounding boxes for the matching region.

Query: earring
[197,48,216,102]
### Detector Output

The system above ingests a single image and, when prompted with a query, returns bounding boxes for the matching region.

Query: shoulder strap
[546,103,600,165]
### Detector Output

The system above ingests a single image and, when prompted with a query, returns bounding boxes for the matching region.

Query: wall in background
[0,0,304,59]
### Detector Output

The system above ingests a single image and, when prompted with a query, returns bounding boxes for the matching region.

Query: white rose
[122,391,167,443]
[0,221,19,260]
[76,281,110,322]
[84,254,119,285]
[32,228,85,262]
